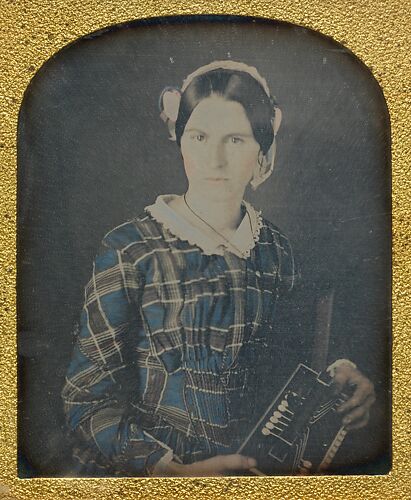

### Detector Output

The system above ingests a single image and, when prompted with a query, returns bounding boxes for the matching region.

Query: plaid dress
[62,202,296,476]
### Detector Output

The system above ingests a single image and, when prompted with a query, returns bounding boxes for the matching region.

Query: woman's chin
[189,181,240,200]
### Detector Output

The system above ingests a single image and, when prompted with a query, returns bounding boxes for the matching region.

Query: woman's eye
[230,136,244,144]
[192,134,205,142]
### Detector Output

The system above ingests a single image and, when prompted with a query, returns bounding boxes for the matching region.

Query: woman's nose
[209,142,227,168]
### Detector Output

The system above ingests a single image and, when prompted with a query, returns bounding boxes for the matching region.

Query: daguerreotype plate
[1,2,409,500]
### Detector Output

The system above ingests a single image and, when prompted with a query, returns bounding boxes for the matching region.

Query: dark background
[17,15,391,476]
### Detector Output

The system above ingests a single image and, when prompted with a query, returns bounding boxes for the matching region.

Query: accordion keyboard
[237,363,349,475]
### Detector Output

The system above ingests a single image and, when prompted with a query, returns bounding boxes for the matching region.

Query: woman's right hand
[154,454,257,476]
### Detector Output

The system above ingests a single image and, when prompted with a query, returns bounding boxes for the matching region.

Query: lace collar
[145,194,263,259]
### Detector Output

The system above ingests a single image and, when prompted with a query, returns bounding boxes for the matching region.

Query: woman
[62,61,375,477]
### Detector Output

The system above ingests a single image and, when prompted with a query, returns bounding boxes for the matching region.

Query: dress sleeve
[62,239,171,476]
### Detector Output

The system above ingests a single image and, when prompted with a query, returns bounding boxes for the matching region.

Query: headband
[159,60,282,188]
[181,60,272,97]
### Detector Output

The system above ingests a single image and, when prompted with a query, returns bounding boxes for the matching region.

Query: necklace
[183,193,252,257]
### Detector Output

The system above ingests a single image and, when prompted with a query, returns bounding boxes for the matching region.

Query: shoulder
[94,213,165,273]
[258,217,298,292]
[259,217,293,255]
[101,212,160,251]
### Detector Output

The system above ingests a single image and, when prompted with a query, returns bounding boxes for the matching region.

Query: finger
[296,459,312,475]
[346,411,370,430]
[185,459,221,476]
[192,454,256,475]
[332,364,363,386]
[337,381,375,414]
[332,371,350,391]
[218,454,257,471]
[333,373,363,395]
[343,394,375,424]
[338,388,376,414]
[342,404,371,427]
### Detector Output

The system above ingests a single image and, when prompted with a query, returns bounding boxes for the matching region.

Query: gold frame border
[1,1,409,499]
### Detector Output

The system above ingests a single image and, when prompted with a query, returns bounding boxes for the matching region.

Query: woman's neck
[167,190,245,240]
[183,190,244,233]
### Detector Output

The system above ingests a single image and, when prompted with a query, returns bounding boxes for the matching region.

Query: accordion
[237,363,350,475]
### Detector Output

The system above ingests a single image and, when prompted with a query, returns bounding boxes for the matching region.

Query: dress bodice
[62,201,297,474]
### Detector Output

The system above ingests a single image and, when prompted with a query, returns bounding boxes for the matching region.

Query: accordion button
[262,427,271,435]
[266,422,275,430]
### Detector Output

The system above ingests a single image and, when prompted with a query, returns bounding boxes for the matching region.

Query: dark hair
[175,69,276,155]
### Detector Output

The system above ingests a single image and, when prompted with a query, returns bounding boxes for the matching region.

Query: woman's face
[180,95,261,201]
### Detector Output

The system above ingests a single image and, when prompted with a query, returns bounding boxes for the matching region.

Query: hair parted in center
[175,69,276,155]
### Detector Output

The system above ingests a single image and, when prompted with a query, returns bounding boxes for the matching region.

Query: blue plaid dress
[62,202,296,476]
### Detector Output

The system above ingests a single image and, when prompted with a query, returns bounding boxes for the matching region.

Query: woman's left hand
[331,362,376,430]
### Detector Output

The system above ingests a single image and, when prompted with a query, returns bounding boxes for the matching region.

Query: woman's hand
[331,362,376,430]
[153,454,257,477]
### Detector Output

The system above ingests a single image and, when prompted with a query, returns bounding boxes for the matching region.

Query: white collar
[145,194,263,259]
